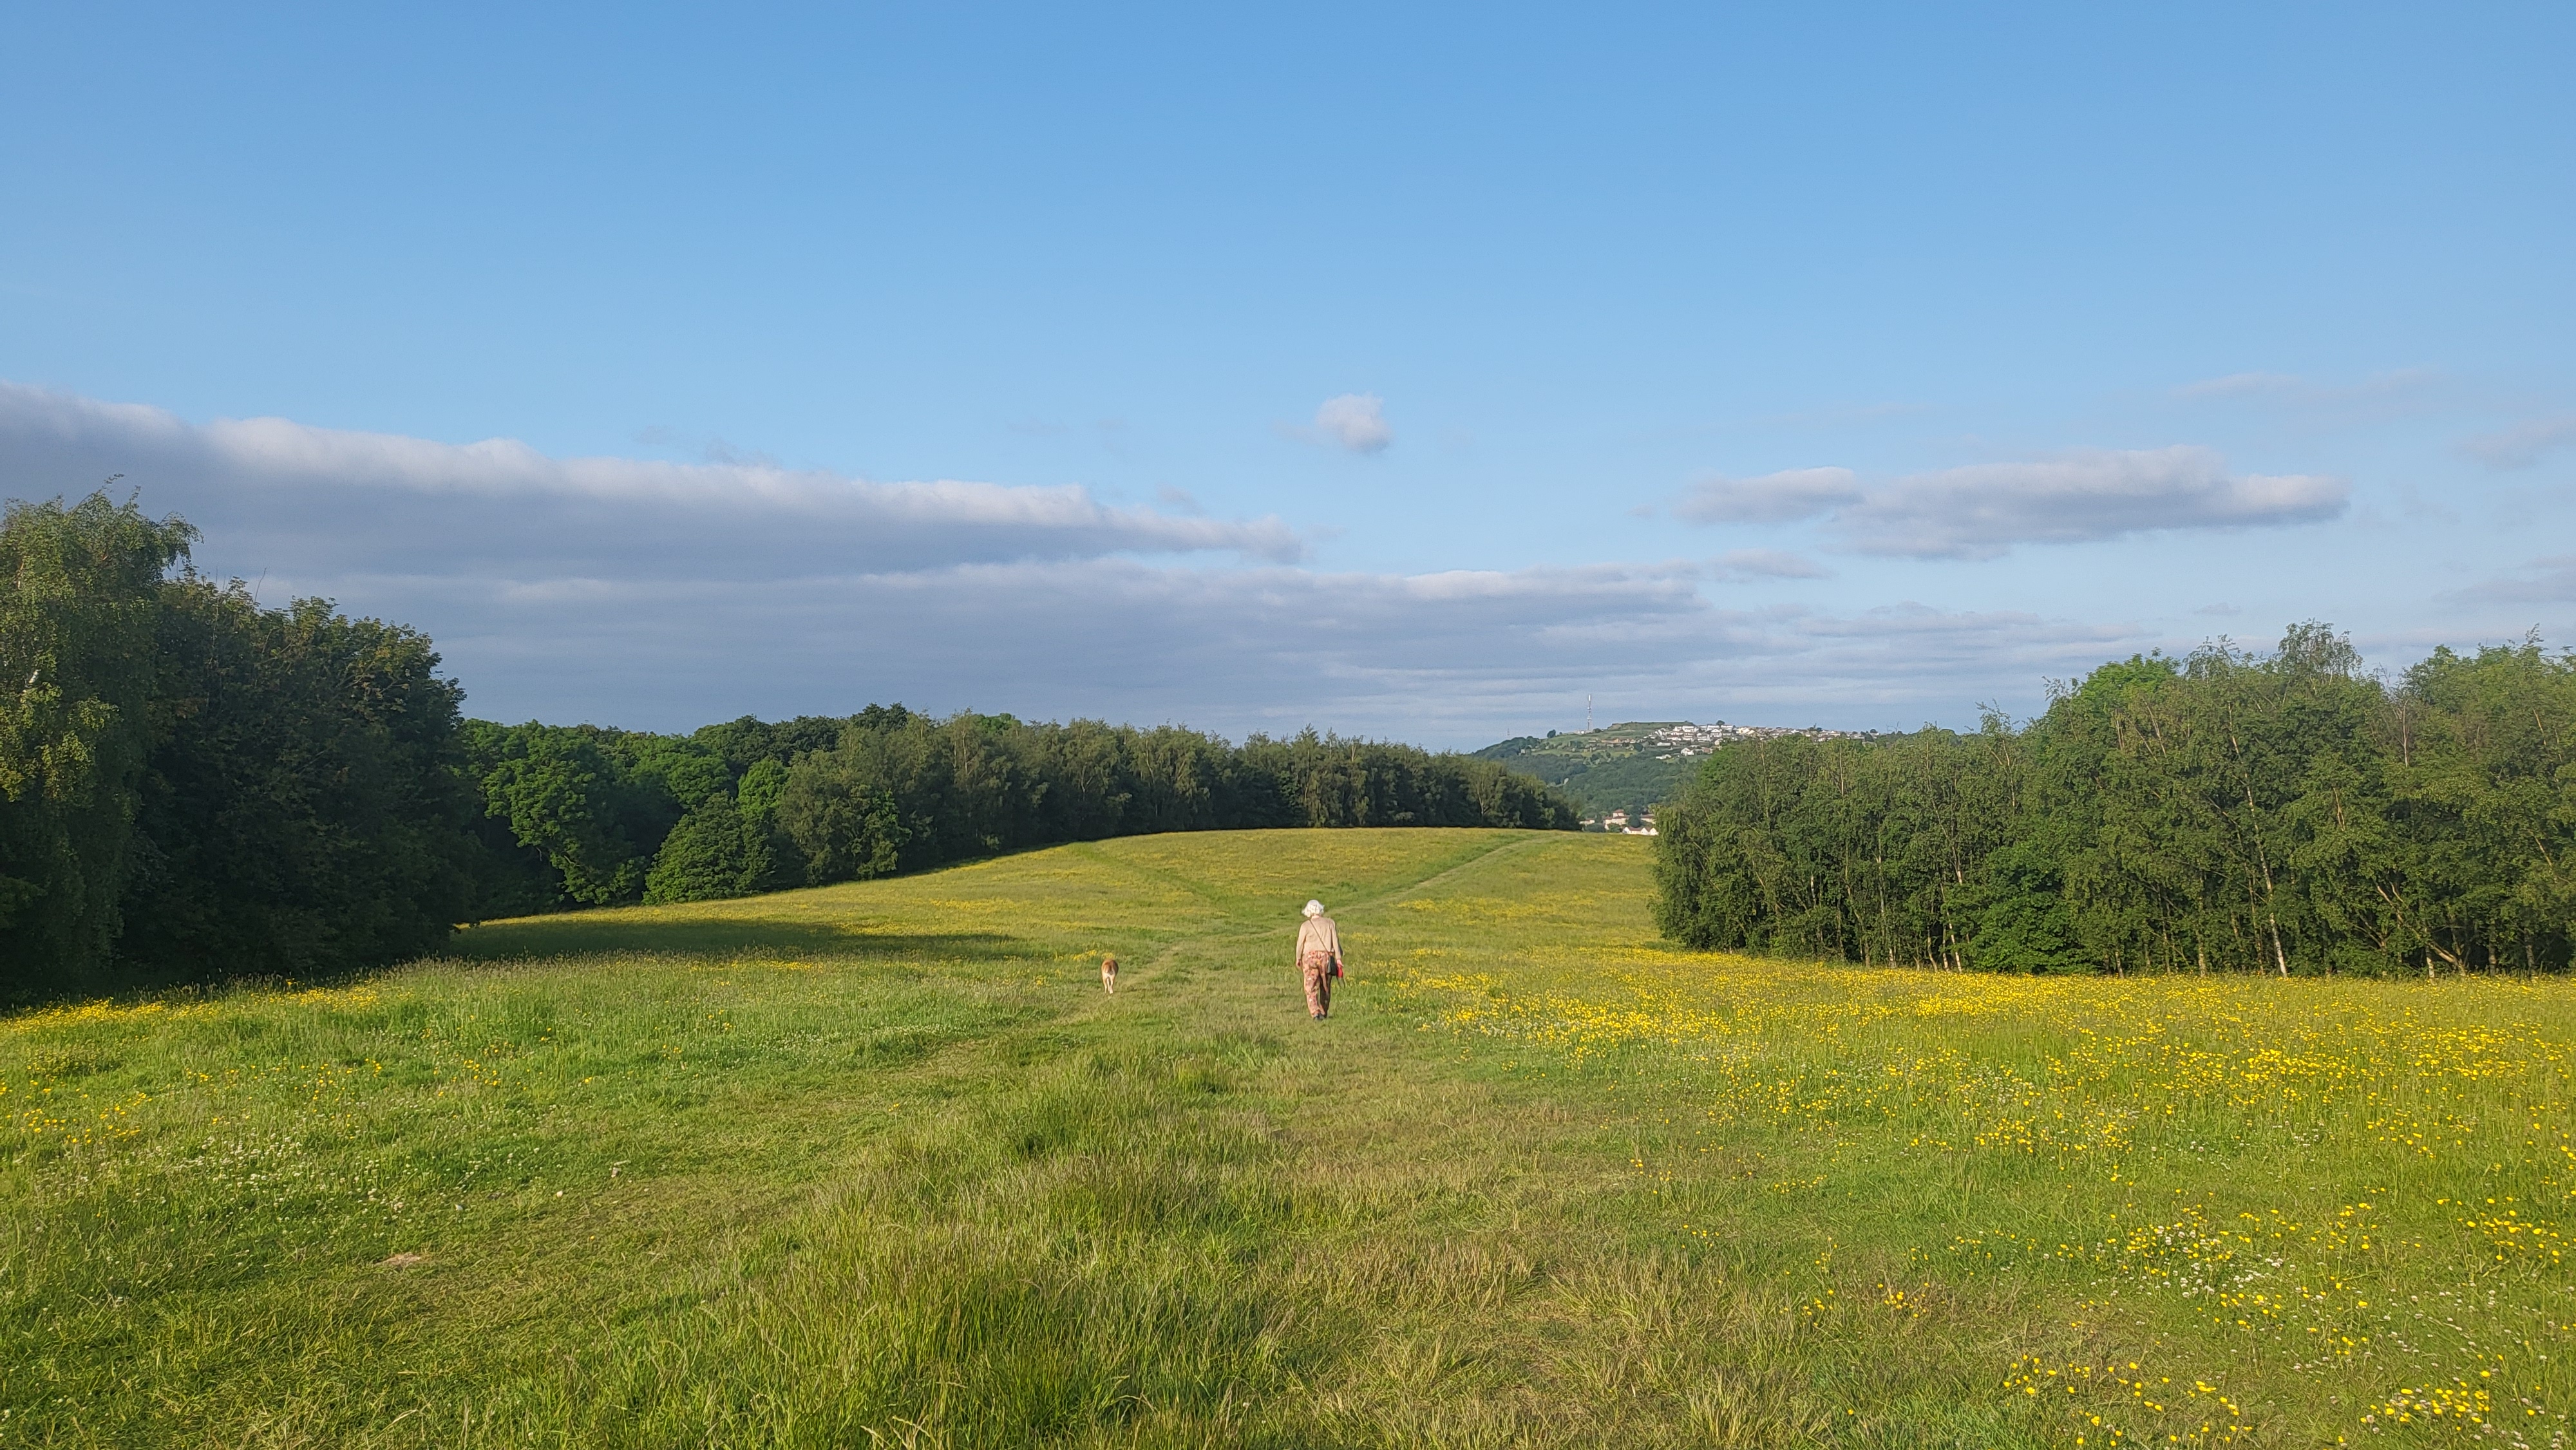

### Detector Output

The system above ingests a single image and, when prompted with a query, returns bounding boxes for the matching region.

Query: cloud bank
[370,557,2141,742]
[0,382,2157,740]
[0,382,1302,578]
[1676,446,2347,559]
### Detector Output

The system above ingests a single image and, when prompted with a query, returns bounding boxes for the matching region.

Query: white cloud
[1712,548,1830,580]
[1673,447,2345,560]
[0,382,1302,576]
[1672,467,1861,523]
[1835,447,2346,559]
[2461,416,2576,470]
[1309,393,1392,454]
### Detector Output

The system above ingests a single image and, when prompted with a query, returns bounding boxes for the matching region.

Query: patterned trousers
[1300,950,1335,1017]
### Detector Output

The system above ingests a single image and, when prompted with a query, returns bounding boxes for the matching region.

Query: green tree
[118,583,476,979]
[642,791,775,903]
[463,724,678,907]
[776,749,907,883]
[0,493,195,990]
[736,757,789,824]
[2391,639,2576,974]
[1653,623,2576,978]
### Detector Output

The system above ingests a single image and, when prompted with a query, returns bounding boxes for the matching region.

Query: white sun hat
[1303,899,1325,917]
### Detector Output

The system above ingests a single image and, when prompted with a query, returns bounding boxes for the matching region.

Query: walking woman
[1295,899,1343,1020]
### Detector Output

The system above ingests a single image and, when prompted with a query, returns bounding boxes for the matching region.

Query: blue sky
[5,3,2571,744]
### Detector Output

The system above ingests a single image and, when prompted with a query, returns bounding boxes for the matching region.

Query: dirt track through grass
[4,829,2571,1447]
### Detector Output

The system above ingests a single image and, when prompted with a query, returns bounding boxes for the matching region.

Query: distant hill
[1471,721,1698,824]
[1473,719,1882,825]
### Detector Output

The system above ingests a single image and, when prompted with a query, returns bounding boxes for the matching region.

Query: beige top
[1294,914,1342,966]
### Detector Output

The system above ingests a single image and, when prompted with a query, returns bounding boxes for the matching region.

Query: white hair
[1303,899,1325,917]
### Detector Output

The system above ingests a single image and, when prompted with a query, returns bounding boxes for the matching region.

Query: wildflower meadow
[4,829,2568,1446]
[1399,946,2575,1444]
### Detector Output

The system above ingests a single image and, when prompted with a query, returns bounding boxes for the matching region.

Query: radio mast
[1586,695,1593,732]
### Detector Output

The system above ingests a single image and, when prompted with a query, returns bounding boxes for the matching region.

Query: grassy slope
[3,829,2570,1447]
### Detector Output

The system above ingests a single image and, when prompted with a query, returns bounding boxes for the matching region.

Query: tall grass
[3,829,2568,1446]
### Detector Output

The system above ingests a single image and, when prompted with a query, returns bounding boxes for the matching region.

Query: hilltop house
[1600,809,1658,836]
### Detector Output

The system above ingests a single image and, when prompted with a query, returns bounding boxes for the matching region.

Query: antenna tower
[1586,695,1593,733]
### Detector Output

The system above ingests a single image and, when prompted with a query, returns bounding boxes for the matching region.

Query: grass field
[4,828,2571,1447]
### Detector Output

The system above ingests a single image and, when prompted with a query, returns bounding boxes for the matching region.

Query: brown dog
[1101,954,1119,994]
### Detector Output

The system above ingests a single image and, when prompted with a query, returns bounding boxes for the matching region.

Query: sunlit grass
[1389,876,2576,1445]
[3,827,2569,1447]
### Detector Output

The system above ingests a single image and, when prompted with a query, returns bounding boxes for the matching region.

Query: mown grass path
[4,829,2571,1447]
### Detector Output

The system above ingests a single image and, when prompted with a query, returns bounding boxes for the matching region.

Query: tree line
[1653,623,2576,977]
[464,707,1573,919]
[3,493,1573,999]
